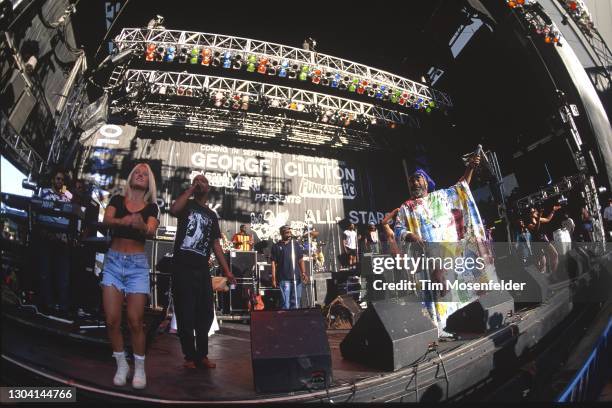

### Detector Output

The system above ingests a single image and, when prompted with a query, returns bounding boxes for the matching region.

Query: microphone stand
[306,224,314,307]
[290,236,298,309]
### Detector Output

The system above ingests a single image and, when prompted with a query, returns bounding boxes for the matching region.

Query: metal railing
[557,318,612,402]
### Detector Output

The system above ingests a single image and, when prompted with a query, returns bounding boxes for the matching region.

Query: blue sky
[1,155,32,197]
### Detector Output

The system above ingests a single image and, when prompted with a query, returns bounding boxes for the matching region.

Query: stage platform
[1,281,591,403]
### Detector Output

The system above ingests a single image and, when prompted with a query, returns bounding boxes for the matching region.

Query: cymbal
[302,230,320,238]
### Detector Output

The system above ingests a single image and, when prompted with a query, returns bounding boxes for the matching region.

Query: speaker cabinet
[495,256,551,306]
[340,298,437,371]
[229,250,257,278]
[251,309,332,392]
[445,291,514,333]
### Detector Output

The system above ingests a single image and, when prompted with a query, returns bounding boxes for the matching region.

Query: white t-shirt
[604,205,612,221]
[343,230,357,249]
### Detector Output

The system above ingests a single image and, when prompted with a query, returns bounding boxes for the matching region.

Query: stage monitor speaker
[445,291,514,333]
[251,309,332,393]
[340,298,437,371]
[495,256,550,306]
[229,251,257,278]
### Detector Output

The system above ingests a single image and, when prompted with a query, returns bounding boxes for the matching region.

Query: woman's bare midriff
[110,237,146,254]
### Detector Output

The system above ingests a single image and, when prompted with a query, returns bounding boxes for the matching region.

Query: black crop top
[108,195,159,242]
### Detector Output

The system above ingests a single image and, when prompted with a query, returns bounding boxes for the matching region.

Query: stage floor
[1,306,471,403]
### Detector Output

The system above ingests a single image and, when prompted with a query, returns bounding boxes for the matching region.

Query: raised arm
[458,153,481,185]
[540,205,561,224]
[170,183,197,217]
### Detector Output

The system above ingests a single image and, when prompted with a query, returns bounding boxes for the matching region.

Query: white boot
[132,354,146,389]
[112,351,129,386]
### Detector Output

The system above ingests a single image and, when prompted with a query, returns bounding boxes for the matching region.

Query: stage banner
[79,123,138,199]
[78,129,409,271]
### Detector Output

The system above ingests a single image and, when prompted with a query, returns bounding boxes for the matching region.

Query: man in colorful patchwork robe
[394,154,499,337]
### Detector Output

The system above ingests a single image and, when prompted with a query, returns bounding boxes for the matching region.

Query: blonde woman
[101,163,159,389]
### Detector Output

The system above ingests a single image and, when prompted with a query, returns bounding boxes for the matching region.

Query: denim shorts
[101,249,150,295]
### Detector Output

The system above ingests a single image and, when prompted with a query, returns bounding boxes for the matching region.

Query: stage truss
[130,103,394,152]
[113,28,453,108]
[123,69,419,128]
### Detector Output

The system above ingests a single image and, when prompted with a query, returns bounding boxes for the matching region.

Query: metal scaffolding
[113,28,453,108]
[123,69,419,128]
[128,102,395,152]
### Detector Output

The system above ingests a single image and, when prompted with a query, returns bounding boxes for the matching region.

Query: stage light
[296,103,305,112]
[357,80,367,94]
[279,60,289,77]
[246,55,257,72]
[342,113,354,127]
[348,78,358,92]
[289,101,298,110]
[231,94,241,109]
[190,48,199,64]
[212,51,222,67]
[321,72,332,86]
[321,109,333,123]
[164,45,175,62]
[201,48,212,66]
[270,98,280,108]
[299,65,309,81]
[399,92,408,105]
[231,54,242,70]
[257,57,268,74]
[288,64,299,79]
[155,45,165,61]
[166,86,176,96]
[178,47,188,63]
[338,76,349,90]
[268,59,278,75]
[177,86,185,96]
[383,87,392,101]
[312,69,322,84]
[185,88,193,97]
[508,1,517,8]
[391,90,400,103]
[241,95,250,110]
[145,43,156,61]
[222,51,232,69]
[329,113,339,125]
[330,73,340,88]
[213,91,224,107]
[367,84,377,98]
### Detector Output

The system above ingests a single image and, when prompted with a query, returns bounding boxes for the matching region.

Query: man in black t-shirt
[170,175,236,369]
[271,225,308,309]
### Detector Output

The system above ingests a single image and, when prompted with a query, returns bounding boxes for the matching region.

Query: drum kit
[298,230,326,273]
